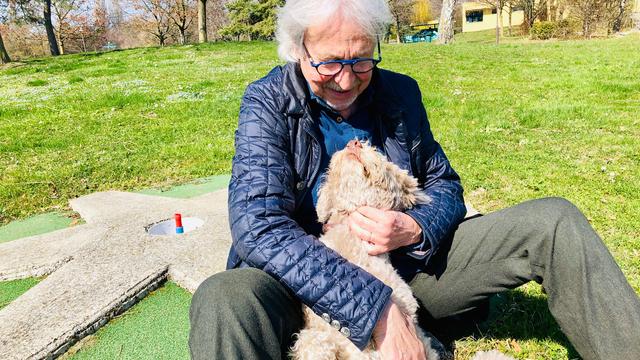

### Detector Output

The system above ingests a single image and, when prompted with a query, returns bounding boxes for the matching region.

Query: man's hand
[347,206,422,255]
[373,301,427,360]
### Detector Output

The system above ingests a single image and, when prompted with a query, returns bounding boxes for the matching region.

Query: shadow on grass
[417,287,580,358]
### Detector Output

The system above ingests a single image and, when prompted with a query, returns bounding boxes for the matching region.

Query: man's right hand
[373,301,427,360]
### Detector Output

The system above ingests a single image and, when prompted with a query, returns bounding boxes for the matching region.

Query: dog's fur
[290,142,513,360]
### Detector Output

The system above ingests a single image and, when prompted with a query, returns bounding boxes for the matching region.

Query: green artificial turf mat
[137,174,231,198]
[64,282,192,360]
[0,278,42,310]
[0,213,73,244]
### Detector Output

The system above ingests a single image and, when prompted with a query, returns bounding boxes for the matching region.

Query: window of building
[466,10,484,22]
[491,7,497,14]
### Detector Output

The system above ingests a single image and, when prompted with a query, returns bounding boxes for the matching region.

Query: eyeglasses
[303,37,382,76]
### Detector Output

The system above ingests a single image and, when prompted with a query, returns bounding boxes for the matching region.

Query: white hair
[276,0,393,62]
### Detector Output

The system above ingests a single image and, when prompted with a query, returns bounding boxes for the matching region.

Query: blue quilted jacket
[227,62,466,350]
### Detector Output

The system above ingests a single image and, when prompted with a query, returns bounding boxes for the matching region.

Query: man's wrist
[405,213,423,246]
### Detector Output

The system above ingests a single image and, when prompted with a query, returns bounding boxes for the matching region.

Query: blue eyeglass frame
[302,36,382,76]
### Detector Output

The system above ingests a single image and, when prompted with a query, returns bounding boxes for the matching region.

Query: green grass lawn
[1,31,639,359]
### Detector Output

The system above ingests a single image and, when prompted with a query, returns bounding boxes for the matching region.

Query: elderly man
[189,0,640,359]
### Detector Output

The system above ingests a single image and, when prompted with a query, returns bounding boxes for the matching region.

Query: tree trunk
[611,0,627,32]
[583,17,590,38]
[438,0,456,44]
[43,0,60,56]
[496,7,500,44]
[180,29,186,45]
[57,27,66,55]
[0,30,11,63]
[498,6,504,35]
[395,19,401,43]
[198,0,208,43]
[508,5,513,36]
[81,32,87,52]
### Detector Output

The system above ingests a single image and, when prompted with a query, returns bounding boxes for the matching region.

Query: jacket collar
[369,68,404,120]
[282,62,309,116]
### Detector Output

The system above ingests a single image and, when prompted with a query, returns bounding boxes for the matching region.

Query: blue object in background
[403,29,439,43]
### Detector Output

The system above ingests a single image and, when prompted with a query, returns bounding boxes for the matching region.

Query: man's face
[299,16,375,117]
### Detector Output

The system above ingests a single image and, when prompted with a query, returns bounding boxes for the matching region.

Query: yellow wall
[462,2,525,33]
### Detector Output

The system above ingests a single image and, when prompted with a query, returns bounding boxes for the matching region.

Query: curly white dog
[290,140,514,360]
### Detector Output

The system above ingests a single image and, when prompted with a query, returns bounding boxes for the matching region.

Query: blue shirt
[297,85,382,236]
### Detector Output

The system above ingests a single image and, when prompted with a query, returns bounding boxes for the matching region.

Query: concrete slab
[0,189,231,360]
[0,225,108,281]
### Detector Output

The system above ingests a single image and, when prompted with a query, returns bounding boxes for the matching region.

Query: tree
[205,0,228,41]
[413,0,432,24]
[251,0,282,39]
[219,0,251,40]
[388,0,415,43]
[1,0,11,63]
[438,0,457,44]
[167,0,194,44]
[606,0,632,33]
[220,0,283,41]
[517,0,547,32]
[52,0,85,54]
[11,0,61,55]
[0,28,10,63]
[134,0,172,46]
[198,0,206,42]
[95,3,108,44]
[568,0,604,37]
[482,0,506,43]
[503,0,524,35]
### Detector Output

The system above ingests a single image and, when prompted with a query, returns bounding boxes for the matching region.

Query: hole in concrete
[146,217,204,236]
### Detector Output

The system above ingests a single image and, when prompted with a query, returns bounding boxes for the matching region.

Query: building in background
[461,2,524,32]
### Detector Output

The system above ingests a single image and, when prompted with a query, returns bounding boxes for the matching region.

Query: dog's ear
[316,178,334,223]
[398,169,431,208]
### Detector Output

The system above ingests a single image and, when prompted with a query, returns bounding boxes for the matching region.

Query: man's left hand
[347,206,422,256]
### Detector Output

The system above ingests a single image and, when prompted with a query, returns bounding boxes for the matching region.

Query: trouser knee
[190,268,303,359]
[526,197,593,250]
[529,197,583,224]
[191,267,273,318]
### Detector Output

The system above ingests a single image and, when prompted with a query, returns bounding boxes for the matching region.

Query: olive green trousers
[189,197,640,359]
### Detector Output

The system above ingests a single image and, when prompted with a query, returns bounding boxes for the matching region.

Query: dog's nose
[347,139,363,149]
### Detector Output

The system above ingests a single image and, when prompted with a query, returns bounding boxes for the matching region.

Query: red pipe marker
[175,213,184,234]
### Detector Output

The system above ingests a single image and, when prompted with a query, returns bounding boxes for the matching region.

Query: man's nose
[333,65,357,89]
[347,139,363,149]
